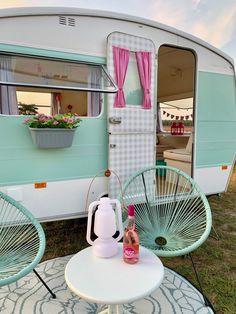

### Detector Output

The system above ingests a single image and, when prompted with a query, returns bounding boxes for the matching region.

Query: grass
[42,165,236,314]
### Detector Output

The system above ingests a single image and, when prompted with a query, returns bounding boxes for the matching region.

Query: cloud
[137,0,236,61]
[190,4,236,49]
[142,0,236,52]
[147,1,191,25]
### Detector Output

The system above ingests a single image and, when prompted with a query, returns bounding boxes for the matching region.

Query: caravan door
[107,32,156,198]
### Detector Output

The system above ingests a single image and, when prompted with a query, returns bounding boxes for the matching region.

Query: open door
[156,45,196,177]
[107,32,156,198]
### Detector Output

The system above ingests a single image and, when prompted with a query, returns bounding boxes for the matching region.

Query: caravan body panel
[0,7,235,219]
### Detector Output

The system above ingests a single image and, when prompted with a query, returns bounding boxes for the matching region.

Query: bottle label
[124,247,136,258]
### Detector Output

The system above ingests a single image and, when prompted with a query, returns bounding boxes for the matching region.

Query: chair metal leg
[33,269,56,298]
[189,254,211,307]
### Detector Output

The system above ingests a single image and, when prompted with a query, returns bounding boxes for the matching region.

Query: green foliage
[18,103,38,115]
[162,119,193,126]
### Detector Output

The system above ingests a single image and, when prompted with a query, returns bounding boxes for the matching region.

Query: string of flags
[162,110,193,120]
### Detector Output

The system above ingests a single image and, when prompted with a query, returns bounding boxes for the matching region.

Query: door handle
[109,117,122,124]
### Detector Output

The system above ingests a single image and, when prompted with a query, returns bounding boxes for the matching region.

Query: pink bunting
[162,110,193,120]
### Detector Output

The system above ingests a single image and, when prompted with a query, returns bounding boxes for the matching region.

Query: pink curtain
[113,46,130,108]
[52,93,62,114]
[136,51,152,109]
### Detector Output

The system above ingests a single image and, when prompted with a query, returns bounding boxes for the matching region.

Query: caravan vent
[59,16,67,25]
[59,16,76,27]
[68,17,76,27]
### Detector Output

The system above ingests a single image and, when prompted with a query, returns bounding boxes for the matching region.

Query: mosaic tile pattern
[0,255,215,314]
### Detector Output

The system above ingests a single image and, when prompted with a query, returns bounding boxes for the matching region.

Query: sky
[0,0,236,63]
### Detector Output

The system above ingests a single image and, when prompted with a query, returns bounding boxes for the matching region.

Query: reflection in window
[17,91,52,115]
[0,54,116,92]
[15,88,101,117]
[0,53,113,116]
[123,52,143,106]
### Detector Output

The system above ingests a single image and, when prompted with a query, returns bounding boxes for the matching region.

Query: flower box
[23,113,81,149]
[29,128,76,148]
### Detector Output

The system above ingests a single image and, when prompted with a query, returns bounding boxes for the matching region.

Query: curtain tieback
[145,89,150,94]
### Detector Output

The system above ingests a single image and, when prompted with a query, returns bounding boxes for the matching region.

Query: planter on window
[29,128,76,148]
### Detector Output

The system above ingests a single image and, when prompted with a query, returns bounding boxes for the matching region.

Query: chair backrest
[120,165,212,257]
[0,192,45,286]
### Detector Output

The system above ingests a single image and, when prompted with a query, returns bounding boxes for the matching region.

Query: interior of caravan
[156,45,196,176]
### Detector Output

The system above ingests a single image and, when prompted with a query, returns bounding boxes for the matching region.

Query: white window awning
[0,54,117,93]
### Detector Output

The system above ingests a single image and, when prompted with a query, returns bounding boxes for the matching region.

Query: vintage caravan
[0,6,235,221]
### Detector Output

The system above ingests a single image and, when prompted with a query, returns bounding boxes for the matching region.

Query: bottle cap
[128,204,135,217]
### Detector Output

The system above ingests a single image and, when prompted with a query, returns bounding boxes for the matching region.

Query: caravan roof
[0,6,234,66]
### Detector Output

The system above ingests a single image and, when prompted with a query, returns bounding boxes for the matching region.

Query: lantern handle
[85,169,124,213]
[110,198,124,241]
[86,200,101,245]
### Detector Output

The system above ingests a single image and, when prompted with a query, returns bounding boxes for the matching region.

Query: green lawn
[42,165,236,314]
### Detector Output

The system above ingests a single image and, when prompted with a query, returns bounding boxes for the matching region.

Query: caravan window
[123,52,143,106]
[0,54,117,116]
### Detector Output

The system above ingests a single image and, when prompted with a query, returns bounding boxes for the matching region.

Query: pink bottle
[123,205,139,264]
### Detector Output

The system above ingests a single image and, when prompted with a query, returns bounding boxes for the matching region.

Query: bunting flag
[162,110,193,120]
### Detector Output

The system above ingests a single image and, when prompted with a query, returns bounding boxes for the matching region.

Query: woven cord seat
[120,165,212,306]
[0,192,55,298]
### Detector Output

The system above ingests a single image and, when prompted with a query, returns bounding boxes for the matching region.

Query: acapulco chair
[0,192,56,298]
[120,165,212,306]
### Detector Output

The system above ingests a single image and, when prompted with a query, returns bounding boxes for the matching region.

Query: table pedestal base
[98,304,129,314]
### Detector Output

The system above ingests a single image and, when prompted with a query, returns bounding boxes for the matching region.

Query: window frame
[0,52,118,93]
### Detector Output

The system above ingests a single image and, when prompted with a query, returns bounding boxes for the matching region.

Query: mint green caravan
[0,6,235,221]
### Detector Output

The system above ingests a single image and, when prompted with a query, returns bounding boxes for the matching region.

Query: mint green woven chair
[120,165,212,305]
[0,192,56,298]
